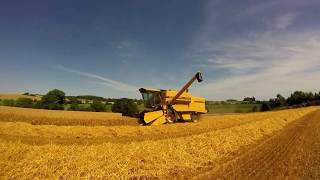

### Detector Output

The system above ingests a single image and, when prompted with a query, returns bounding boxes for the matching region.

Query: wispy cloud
[56,65,138,92]
[243,0,320,17]
[188,1,320,100]
[267,13,298,30]
[114,40,146,64]
[192,31,320,100]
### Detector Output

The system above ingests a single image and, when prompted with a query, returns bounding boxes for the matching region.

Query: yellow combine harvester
[139,72,207,125]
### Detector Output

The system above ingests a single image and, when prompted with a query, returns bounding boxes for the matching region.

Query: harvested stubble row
[0,106,318,179]
[0,106,137,126]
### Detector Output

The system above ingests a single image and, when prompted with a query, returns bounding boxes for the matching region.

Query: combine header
[139,72,207,125]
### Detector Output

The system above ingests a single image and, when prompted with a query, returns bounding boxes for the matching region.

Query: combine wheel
[167,112,177,123]
[167,107,177,123]
[191,112,200,122]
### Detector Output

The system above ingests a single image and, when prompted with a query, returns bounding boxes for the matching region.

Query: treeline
[66,95,142,104]
[2,89,71,110]
[1,89,139,116]
[70,95,108,102]
[66,95,118,103]
[261,91,320,111]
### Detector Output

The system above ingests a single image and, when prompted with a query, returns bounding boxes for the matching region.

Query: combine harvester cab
[139,72,207,125]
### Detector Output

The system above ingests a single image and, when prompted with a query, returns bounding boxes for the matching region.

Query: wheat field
[0,105,318,179]
[0,106,137,126]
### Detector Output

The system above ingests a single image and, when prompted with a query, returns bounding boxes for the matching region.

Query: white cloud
[56,65,138,92]
[186,1,320,100]
[198,57,265,72]
[192,31,320,100]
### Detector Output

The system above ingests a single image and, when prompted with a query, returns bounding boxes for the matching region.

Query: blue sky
[1,0,320,100]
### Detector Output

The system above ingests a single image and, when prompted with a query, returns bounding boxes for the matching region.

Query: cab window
[141,92,161,108]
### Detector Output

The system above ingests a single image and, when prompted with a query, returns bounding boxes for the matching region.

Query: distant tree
[260,102,271,111]
[41,89,65,110]
[286,91,313,106]
[270,94,286,108]
[16,98,33,108]
[275,94,286,107]
[90,100,106,112]
[112,98,138,117]
[269,98,275,108]
[306,92,315,101]
[243,96,256,103]
[315,92,320,100]
[68,97,80,104]
[68,103,80,111]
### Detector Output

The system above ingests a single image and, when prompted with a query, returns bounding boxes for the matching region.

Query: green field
[206,103,261,113]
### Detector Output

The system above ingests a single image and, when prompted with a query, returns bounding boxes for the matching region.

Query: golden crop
[0,106,318,179]
[0,106,137,126]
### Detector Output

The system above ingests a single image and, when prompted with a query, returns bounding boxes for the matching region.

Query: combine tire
[191,113,200,122]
